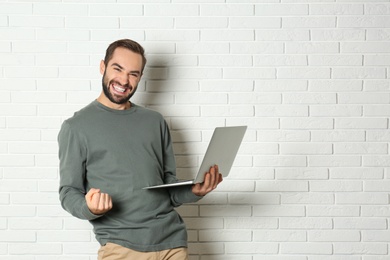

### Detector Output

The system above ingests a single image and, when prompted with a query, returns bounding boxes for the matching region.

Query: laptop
[143,126,247,190]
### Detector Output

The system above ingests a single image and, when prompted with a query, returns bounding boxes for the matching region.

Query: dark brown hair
[104,39,147,73]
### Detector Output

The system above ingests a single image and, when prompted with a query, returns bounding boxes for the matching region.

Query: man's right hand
[85,188,113,215]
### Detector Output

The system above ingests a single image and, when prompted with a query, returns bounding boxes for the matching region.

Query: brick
[89,4,142,16]
[146,30,199,41]
[335,118,388,129]
[255,29,309,41]
[334,143,388,154]
[37,231,91,242]
[0,231,36,242]
[342,42,390,53]
[330,167,383,180]
[310,180,362,192]
[36,28,90,41]
[255,4,308,16]
[367,28,390,41]
[201,29,254,41]
[0,53,35,66]
[229,93,281,104]
[283,17,336,28]
[281,118,334,129]
[255,155,306,167]
[311,29,365,41]
[256,80,307,92]
[0,28,35,40]
[310,4,363,15]
[230,17,281,29]
[253,230,306,242]
[6,116,61,129]
[11,192,59,205]
[309,155,361,167]
[231,42,284,54]
[276,168,328,180]
[312,130,365,142]
[278,68,331,79]
[282,242,332,255]
[200,205,252,217]
[5,66,59,78]
[309,80,362,92]
[367,130,390,141]
[253,205,305,217]
[284,93,336,104]
[145,4,198,16]
[334,242,387,255]
[66,16,119,29]
[200,4,254,16]
[176,42,229,54]
[257,130,310,142]
[175,17,228,28]
[362,230,390,242]
[336,193,388,205]
[224,68,275,79]
[9,243,62,255]
[201,80,253,92]
[339,16,390,28]
[281,143,332,155]
[256,105,308,117]
[307,205,360,217]
[33,3,88,15]
[199,230,251,242]
[309,230,361,242]
[200,55,252,67]
[10,15,64,28]
[282,192,334,204]
[169,68,222,79]
[0,206,36,217]
[363,156,390,167]
[225,242,279,254]
[310,105,362,117]
[121,17,174,29]
[201,105,254,117]
[280,217,333,229]
[229,193,279,205]
[91,29,144,41]
[0,3,32,14]
[63,242,100,255]
[309,55,362,66]
[286,42,339,54]
[254,55,307,66]
[364,80,390,91]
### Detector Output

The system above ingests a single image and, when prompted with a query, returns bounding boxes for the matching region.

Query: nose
[117,71,130,85]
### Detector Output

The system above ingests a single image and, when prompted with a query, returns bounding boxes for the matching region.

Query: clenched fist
[85,188,113,215]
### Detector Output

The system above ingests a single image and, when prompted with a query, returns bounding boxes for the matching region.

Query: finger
[86,188,100,201]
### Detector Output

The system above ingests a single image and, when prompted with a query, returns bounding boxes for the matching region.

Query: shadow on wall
[135,53,227,259]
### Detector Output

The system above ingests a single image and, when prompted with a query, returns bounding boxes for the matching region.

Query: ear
[100,60,106,75]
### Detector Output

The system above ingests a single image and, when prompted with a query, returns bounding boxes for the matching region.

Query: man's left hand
[192,165,223,196]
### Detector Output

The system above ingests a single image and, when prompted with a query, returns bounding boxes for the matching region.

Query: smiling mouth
[111,82,131,94]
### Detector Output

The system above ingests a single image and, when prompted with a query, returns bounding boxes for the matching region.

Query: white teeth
[113,84,125,93]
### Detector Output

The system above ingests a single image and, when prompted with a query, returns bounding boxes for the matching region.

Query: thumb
[85,188,101,200]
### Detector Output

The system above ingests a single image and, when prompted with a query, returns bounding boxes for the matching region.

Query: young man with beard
[58,39,222,260]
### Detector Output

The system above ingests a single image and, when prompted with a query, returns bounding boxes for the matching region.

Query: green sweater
[58,100,201,252]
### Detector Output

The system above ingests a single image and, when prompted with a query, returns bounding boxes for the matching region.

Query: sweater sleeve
[58,121,102,221]
[160,120,203,206]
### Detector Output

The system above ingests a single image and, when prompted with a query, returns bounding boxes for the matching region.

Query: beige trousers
[98,242,189,260]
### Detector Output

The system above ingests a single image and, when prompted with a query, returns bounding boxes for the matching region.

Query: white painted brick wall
[1,0,389,259]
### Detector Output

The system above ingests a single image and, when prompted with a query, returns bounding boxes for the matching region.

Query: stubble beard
[102,71,137,105]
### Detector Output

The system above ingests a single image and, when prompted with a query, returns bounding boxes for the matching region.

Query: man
[58,39,222,260]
